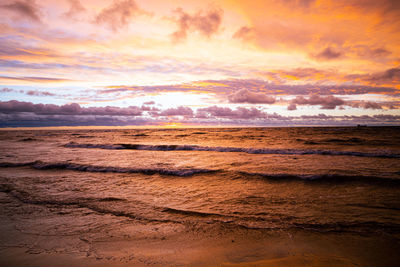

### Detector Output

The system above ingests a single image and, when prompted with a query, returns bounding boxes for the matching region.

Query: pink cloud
[94,0,140,31]
[171,6,223,42]
[157,106,193,117]
[228,89,275,104]
[290,95,345,109]
[0,0,41,22]
[0,100,143,116]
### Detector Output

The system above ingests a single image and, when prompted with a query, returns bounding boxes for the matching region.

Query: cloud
[261,67,400,91]
[196,106,270,120]
[104,77,399,97]
[287,96,396,110]
[64,0,86,17]
[287,103,297,110]
[0,87,14,93]
[281,0,316,8]
[1,88,58,97]
[0,0,41,22]
[348,101,383,110]
[0,113,152,127]
[157,106,193,117]
[143,101,155,105]
[26,90,55,96]
[366,67,400,85]
[290,95,345,109]
[228,89,275,104]
[94,0,139,31]
[0,76,73,83]
[233,26,254,40]
[312,47,342,60]
[0,101,399,127]
[0,100,143,116]
[171,6,223,42]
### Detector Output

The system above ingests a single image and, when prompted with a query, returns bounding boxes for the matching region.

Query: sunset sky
[0,0,399,127]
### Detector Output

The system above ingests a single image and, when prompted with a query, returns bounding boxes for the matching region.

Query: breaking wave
[0,161,398,185]
[0,161,215,177]
[65,142,400,158]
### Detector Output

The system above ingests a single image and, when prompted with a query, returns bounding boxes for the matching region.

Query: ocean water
[0,127,399,266]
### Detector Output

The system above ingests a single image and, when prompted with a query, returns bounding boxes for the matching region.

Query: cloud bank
[1,100,398,127]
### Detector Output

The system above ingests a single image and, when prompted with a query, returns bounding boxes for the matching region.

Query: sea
[0,126,399,266]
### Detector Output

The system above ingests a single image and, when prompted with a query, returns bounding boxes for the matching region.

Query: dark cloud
[228,89,275,104]
[348,101,383,110]
[0,100,143,116]
[312,47,342,60]
[290,95,345,109]
[0,0,41,22]
[94,0,139,31]
[64,0,86,17]
[0,113,152,128]
[367,67,400,84]
[171,6,223,42]
[0,101,399,127]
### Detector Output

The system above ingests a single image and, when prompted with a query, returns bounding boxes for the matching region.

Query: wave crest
[65,142,400,158]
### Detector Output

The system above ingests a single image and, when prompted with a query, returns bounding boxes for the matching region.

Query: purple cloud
[0,100,143,116]
[157,106,193,116]
[0,87,14,93]
[367,67,400,84]
[290,95,345,109]
[26,90,55,96]
[0,100,399,127]
[196,106,269,120]
[348,101,383,109]
[228,89,275,104]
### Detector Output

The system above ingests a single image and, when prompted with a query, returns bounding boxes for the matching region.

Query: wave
[0,161,214,177]
[0,161,398,185]
[240,172,400,185]
[65,142,400,158]
[161,207,225,218]
[0,184,177,224]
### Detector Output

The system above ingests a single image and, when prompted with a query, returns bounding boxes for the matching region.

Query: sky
[0,0,399,127]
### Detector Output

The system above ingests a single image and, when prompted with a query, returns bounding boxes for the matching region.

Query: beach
[0,127,399,266]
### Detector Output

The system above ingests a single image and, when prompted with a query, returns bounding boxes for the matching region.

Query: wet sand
[1,196,399,267]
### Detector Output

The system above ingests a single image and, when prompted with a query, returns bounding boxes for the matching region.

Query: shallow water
[0,127,399,266]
